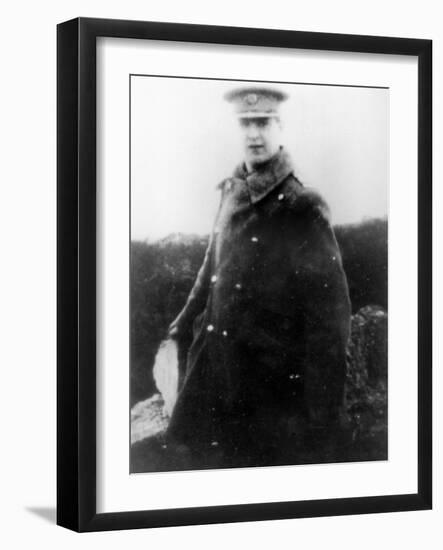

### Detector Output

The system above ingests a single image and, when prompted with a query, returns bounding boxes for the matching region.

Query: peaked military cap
[224,86,288,118]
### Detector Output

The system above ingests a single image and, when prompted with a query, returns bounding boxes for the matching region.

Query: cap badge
[246,93,258,105]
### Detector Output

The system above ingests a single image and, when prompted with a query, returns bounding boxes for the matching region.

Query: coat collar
[233,147,294,204]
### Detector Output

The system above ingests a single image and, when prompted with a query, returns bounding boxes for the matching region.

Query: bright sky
[131,76,388,241]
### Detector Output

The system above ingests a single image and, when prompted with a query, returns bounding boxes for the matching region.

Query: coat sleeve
[169,182,227,336]
[287,189,351,434]
[169,234,213,336]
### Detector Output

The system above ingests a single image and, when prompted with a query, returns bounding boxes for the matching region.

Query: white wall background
[0,0,440,548]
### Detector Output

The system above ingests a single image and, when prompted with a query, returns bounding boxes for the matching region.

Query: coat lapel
[233,148,294,204]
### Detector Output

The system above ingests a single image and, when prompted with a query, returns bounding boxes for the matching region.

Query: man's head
[225,87,288,170]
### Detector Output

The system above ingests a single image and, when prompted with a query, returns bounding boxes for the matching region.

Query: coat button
[207,324,214,332]
[211,275,218,283]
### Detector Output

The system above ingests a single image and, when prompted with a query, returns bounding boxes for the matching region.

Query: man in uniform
[166,87,351,467]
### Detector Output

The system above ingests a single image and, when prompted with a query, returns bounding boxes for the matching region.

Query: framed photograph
[57,17,432,531]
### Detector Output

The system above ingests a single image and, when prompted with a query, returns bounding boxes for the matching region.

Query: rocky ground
[130,305,388,473]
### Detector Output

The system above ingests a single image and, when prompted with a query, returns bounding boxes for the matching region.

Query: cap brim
[236,112,280,119]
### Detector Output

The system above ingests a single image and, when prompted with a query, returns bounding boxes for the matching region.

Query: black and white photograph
[129,76,389,473]
[1,0,439,540]
[54,13,432,535]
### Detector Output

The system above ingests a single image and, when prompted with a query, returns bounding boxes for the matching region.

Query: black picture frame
[57,17,432,532]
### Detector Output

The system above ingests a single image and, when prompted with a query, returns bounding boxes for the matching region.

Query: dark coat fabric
[167,148,351,460]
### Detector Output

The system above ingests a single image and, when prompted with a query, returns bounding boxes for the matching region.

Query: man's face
[238,116,282,169]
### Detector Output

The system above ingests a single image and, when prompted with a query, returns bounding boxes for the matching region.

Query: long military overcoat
[167,148,351,459]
